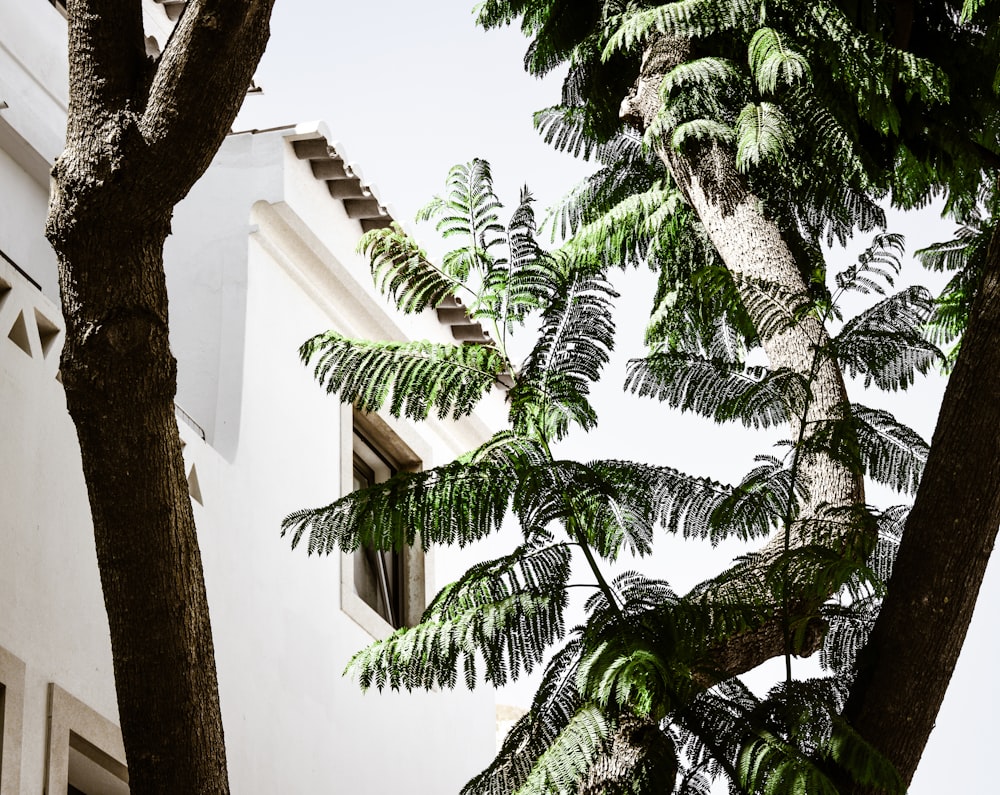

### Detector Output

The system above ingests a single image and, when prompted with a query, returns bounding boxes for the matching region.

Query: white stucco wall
[1,4,499,792]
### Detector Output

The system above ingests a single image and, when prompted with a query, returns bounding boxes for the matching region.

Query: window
[0,646,26,793]
[45,684,128,795]
[352,434,403,627]
[341,411,426,638]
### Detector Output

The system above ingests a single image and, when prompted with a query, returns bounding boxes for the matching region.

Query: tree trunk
[45,2,274,792]
[577,32,866,791]
[54,219,228,791]
[621,34,864,678]
[841,210,1000,791]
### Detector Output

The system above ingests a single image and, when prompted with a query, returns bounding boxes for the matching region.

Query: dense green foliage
[286,1,1000,792]
[284,159,940,793]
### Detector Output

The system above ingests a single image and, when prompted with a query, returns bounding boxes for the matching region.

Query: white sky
[233,2,999,791]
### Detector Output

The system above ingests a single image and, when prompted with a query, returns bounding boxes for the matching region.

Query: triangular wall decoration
[187,464,203,505]
[7,311,32,357]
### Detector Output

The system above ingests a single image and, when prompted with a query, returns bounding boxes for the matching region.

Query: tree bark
[841,212,1000,791]
[46,2,274,792]
[577,32,867,791]
[621,34,864,679]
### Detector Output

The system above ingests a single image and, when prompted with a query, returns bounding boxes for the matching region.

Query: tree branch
[138,0,275,207]
[843,200,1000,791]
[66,0,146,142]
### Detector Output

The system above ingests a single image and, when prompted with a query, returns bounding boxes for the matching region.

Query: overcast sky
[232,3,999,791]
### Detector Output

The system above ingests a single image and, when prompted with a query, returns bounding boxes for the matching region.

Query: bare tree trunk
[841,213,1000,792]
[45,2,274,792]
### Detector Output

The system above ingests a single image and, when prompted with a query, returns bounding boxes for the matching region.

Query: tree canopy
[288,1,1000,793]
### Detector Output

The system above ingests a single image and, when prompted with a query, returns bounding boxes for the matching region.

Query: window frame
[0,645,26,794]
[351,436,403,628]
[339,407,427,639]
[45,683,128,795]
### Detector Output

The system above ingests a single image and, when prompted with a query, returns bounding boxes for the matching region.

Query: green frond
[917,213,995,363]
[891,49,949,106]
[282,432,545,555]
[674,681,759,790]
[534,105,603,161]
[624,353,809,430]
[821,507,907,674]
[480,188,561,327]
[709,455,798,544]
[603,0,756,57]
[463,638,584,795]
[558,186,685,270]
[343,543,572,691]
[583,460,736,555]
[511,460,617,540]
[661,57,741,98]
[823,719,906,794]
[820,599,879,676]
[514,704,610,795]
[669,119,736,152]
[781,89,873,236]
[730,274,813,342]
[735,102,793,171]
[834,233,905,297]
[542,128,665,245]
[748,27,810,95]
[358,223,462,313]
[584,644,677,719]
[299,332,507,421]
[851,404,929,495]
[753,677,845,757]
[765,540,876,605]
[961,0,989,22]
[832,286,943,390]
[917,225,988,275]
[345,586,568,691]
[511,270,617,440]
[869,505,907,585]
[645,262,754,352]
[427,542,572,621]
[738,729,841,795]
[418,159,506,281]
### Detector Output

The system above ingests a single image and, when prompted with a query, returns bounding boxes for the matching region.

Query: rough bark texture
[621,34,864,679]
[841,217,1000,792]
[579,32,867,788]
[45,2,274,793]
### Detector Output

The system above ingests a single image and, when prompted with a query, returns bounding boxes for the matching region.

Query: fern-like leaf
[669,119,737,151]
[709,455,799,544]
[358,223,462,313]
[463,637,585,795]
[481,188,561,327]
[833,286,943,390]
[511,269,617,440]
[513,704,610,795]
[345,543,571,691]
[661,56,741,97]
[603,0,756,56]
[558,186,684,270]
[418,159,506,281]
[282,432,545,555]
[748,27,810,94]
[851,404,929,495]
[299,332,507,421]
[624,353,809,430]
[346,586,567,691]
[735,102,793,171]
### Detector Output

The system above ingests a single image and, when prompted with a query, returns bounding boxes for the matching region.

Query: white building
[1,2,499,792]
